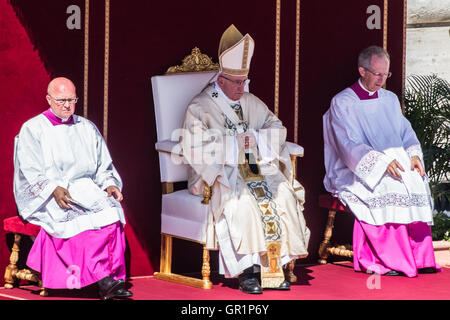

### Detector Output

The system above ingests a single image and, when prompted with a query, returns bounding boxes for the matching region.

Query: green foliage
[404,74,450,213]
[431,212,450,241]
[404,74,450,240]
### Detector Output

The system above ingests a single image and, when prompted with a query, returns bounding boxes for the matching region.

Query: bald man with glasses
[323,46,441,277]
[13,77,132,299]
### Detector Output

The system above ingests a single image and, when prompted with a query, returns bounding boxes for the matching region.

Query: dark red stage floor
[1,262,449,301]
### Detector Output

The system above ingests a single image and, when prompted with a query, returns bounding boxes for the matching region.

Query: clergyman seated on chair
[178,25,310,294]
[13,77,132,299]
[323,45,441,277]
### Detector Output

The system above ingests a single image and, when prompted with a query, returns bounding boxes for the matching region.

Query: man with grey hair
[323,45,441,277]
[358,45,390,70]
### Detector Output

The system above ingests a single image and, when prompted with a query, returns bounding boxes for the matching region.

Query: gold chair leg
[285,259,297,283]
[4,233,21,289]
[159,233,172,274]
[154,234,213,289]
[201,246,210,281]
[201,246,213,288]
[4,233,47,296]
[318,210,336,264]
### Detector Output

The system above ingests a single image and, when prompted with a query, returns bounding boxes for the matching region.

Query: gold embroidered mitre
[218,24,255,76]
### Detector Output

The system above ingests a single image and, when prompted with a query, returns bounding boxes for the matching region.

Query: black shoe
[418,267,437,274]
[98,277,125,300]
[263,280,291,290]
[114,288,133,298]
[272,280,291,290]
[384,270,405,276]
[238,265,263,294]
[239,277,263,294]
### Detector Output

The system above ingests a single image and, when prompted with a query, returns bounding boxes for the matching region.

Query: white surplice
[180,82,310,277]
[323,85,434,226]
[13,113,126,239]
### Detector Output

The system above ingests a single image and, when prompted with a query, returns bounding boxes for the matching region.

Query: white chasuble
[180,84,310,277]
[14,114,126,239]
[323,87,434,226]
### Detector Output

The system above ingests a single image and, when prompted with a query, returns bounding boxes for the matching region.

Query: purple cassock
[323,80,441,277]
[27,221,126,289]
[23,109,127,289]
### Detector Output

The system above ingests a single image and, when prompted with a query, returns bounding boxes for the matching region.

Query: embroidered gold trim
[401,0,407,113]
[382,0,388,90]
[294,0,300,144]
[239,154,285,288]
[220,67,249,76]
[103,0,110,141]
[383,0,388,51]
[274,0,281,116]
[83,0,89,118]
[242,37,249,69]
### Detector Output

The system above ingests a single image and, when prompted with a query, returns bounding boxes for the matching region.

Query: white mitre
[218,24,255,76]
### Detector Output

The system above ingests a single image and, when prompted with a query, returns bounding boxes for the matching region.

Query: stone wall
[406,0,450,82]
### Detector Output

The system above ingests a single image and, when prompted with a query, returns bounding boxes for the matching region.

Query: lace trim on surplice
[16,179,50,208]
[355,150,384,179]
[61,197,122,223]
[406,144,422,159]
[341,191,430,209]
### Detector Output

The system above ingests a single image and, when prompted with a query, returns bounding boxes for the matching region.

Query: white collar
[213,81,241,105]
[358,78,377,96]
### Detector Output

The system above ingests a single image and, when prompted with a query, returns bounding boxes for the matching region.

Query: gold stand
[153,233,213,289]
[318,209,353,264]
[4,233,47,296]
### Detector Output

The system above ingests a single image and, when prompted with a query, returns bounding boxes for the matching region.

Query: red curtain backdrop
[0,0,51,286]
[298,0,406,255]
[0,0,406,285]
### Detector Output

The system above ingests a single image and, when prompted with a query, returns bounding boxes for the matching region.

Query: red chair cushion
[319,194,352,213]
[3,216,41,237]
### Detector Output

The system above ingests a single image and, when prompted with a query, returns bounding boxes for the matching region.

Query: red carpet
[1,263,449,301]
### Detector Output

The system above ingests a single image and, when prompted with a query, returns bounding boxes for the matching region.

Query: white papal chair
[151,48,304,289]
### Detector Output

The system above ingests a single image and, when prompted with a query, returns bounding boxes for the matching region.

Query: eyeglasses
[364,68,392,78]
[48,95,79,105]
[220,75,248,86]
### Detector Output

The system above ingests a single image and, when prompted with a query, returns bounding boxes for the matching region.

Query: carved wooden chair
[151,48,304,289]
[317,194,354,264]
[3,215,47,296]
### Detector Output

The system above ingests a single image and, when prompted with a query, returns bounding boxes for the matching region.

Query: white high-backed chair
[152,69,217,289]
[151,48,304,289]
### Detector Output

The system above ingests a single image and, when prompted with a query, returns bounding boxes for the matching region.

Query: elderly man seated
[179,25,310,294]
[14,77,132,299]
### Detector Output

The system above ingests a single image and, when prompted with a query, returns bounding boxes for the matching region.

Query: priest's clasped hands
[52,185,123,210]
[386,155,424,179]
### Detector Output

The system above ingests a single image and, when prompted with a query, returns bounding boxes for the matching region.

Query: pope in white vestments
[323,46,441,277]
[13,77,132,299]
[179,25,310,294]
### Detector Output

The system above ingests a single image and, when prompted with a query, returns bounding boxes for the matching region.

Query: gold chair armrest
[286,141,304,179]
[156,142,211,204]
[161,182,174,194]
[286,141,304,157]
[201,183,211,204]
